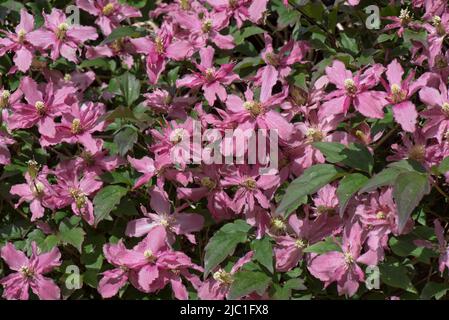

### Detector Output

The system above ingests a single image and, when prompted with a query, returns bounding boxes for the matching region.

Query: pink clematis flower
[144,89,194,120]
[41,102,107,149]
[10,169,55,221]
[0,130,15,165]
[0,9,36,72]
[198,251,253,300]
[0,242,61,300]
[52,166,103,225]
[86,37,136,69]
[7,77,76,137]
[419,81,449,142]
[173,9,235,50]
[176,46,239,105]
[222,165,280,214]
[126,186,204,244]
[207,0,251,28]
[308,222,377,297]
[75,139,123,175]
[322,60,388,119]
[28,8,98,62]
[127,155,156,189]
[380,59,431,132]
[76,0,142,35]
[274,213,341,272]
[255,33,309,95]
[415,219,449,274]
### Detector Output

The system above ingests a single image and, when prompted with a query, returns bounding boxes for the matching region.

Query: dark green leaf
[93,185,128,225]
[228,271,272,300]
[337,173,368,217]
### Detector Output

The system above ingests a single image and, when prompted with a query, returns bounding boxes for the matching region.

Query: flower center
[306,128,324,142]
[110,39,124,53]
[344,251,354,265]
[344,78,357,95]
[243,100,263,117]
[442,102,449,116]
[180,0,191,10]
[213,269,233,285]
[57,23,69,40]
[71,118,82,134]
[204,68,215,82]
[201,177,217,190]
[32,181,45,197]
[433,16,446,36]
[19,266,35,278]
[229,0,237,8]
[295,239,306,248]
[17,29,26,43]
[144,249,156,262]
[69,188,87,209]
[376,210,386,220]
[155,36,164,54]
[0,90,10,109]
[170,128,186,144]
[242,178,257,190]
[265,52,280,66]
[408,144,425,162]
[399,8,411,24]
[34,101,46,115]
[201,19,213,33]
[390,83,407,103]
[64,73,72,82]
[102,3,115,15]
[271,217,286,231]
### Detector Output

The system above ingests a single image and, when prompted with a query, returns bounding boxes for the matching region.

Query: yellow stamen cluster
[180,0,191,10]
[155,36,164,54]
[19,266,34,278]
[243,100,263,117]
[306,128,324,142]
[144,249,156,262]
[0,90,10,109]
[344,78,357,95]
[408,144,426,162]
[390,83,407,103]
[71,118,82,134]
[57,23,69,40]
[295,239,306,249]
[35,101,46,115]
[204,68,215,82]
[17,29,26,43]
[170,128,185,144]
[213,269,234,285]
[442,102,449,116]
[376,211,386,220]
[201,177,217,190]
[69,188,87,209]
[32,181,45,197]
[201,19,213,33]
[271,217,286,231]
[399,9,412,23]
[102,3,115,16]
[242,178,257,190]
[344,251,354,265]
[265,52,280,66]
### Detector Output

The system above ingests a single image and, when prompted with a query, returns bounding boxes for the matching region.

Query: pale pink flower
[0,242,61,300]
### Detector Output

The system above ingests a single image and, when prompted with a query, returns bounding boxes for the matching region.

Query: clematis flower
[423,13,449,66]
[41,102,107,149]
[144,89,194,120]
[125,186,204,244]
[173,9,235,50]
[7,77,76,137]
[198,251,253,300]
[176,46,239,105]
[0,9,36,72]
[308,222,378,297]
[419,81,449,142]
[322,60,388,119]
[0,130,15,165]
[221,165,280,214]
[274,212,341,272]
[0,242,61,300]
[383,8,420,37]
[127,155,156,189]
[28,8,98,62]
[76,0,142,35]
[206,0,251,28]
[86,37,136,69]
[75,139,123,175]
[255,33,309,95]
[415,219,449,273]
[52,166,103,225]
[10,168,55,221]
[380,59,431,132]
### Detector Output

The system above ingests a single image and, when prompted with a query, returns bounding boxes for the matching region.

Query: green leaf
[358,167,404,193]
[101,26,144,45]
[276,164,341,216]
[79,58,112,70]
[114,126,138,156]
[393,172,430,232]
[59,223,85,252]
[118,72,141,107]
[233,26,265,45]
[379,261,417,293]
[303,237,341,254]
[312,142,346,163]
[228,271,272,300]
[337,173,368,217]
[93,185,128,225]
[438,156,449,174]
[340,33,359,54]
[204,220,251,276]
[252,237,273,273]
[420,282,449,300]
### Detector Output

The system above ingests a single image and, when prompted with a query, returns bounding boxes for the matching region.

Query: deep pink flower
[0,9,36,72]
[28,8,98,62]
[322,60,388,119]
[415,219,449,273]
[177,46,239,105]
[0,242,61,300]
[419,81,449,142]
[76,0,142,35]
